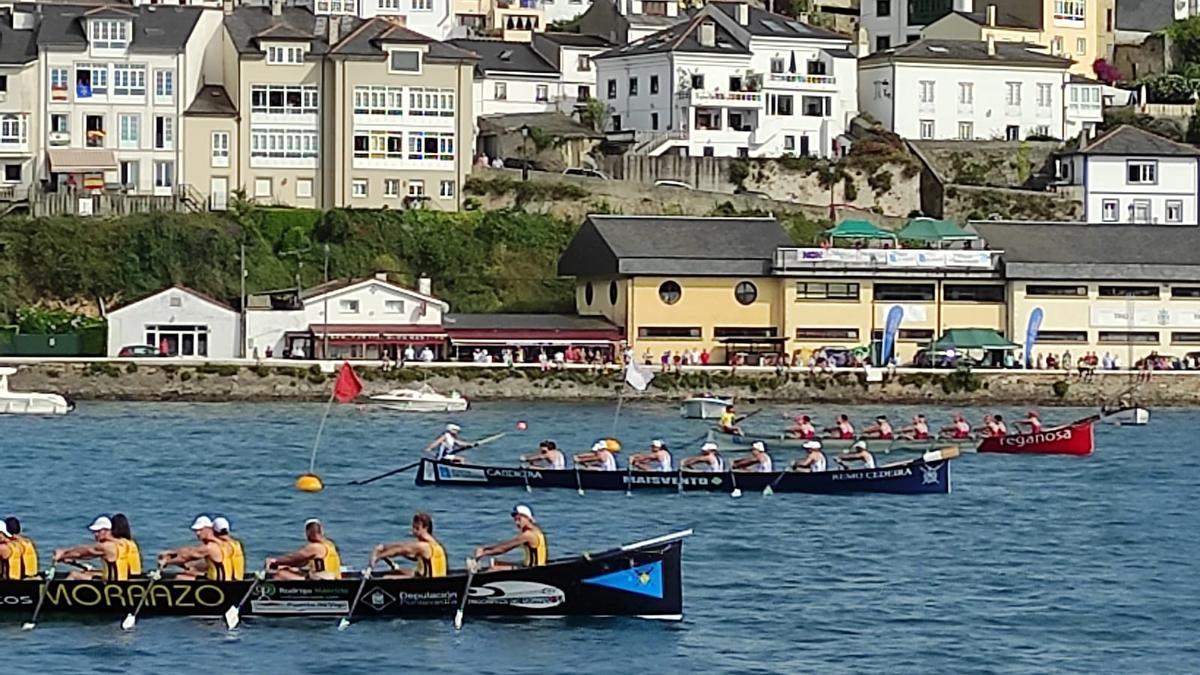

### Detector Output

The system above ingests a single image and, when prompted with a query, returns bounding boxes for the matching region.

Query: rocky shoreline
[3,362,1193,406]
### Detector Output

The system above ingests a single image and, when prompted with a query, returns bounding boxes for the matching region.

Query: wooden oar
[224,568,267,630]
[121,567,163,631]
[21,566,57,631]
[348,432,509,486]
[337,568,372,631]
[734,409,763,425]
[729,469,742,499]
[453,557,479,631]
[573,462,585,496]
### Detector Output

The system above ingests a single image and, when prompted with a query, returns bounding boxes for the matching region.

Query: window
[440,180,455,198]
[612,115,622,131]
[1171,332,1200,344]
[1131,199,1151,223]
[411,87,455,116]
[943,284,1004,302]
[296,178,312,198]
[714,327,778,339]
[352,179,368,198]
[795,328,859,341]
[691,74,704,89]
[413,0,433,9]
[637,327,701,339]
[658,280,682,305]
[118,114,139,149]
[495,82,507,100]
[1127,160,1157,184]
[385,300,405,314]
[50,68,69,100]
[267,45,305,64]
[609,281,618,305]
[1171,286,1200,298]
[628,77,638,96]
[958,82,973,104]
[90,19,130,49]
[250,128,320,164]
[1005,82,1022,106]
[919,80,934,104]
[770,94,794,116]
[1055,0,1085,21]
[1167,200,1184,223]
[801,95,829,117]
[153,116,173,150]
[112,65,146,96]
[408,180,425,197]
[1101,199,1119,222]
[389,50,421,73]
[958,122,973,140]
[354,85,404,115]
[642,0,667,14]
[1099,331,1159,344]
[651,112,659,130]
[315,0,359,13]
[75,63,108,97]
[340,299,361,313]
[153,160,174,189]
[85,114,105,148]
[154,69,174,102]
[1037,83,1052,107]
[783,135,795,152]
[379,0,400,9]
[577,85,590,101]
[606,79,617,99]
[536,84,549,102]
[0,115,26,146]
[1099,286,1159,298]
[577,55,591,71]
[770,56,786,74]
[211,131,230,168]
[734,281,758,305]
[50,114,68,135]
[407,132,454,161]
[1033,124,1050,137]
[795,282,859,300]
[874,283,934,301]
[384,178,400,197]
[1076,37,1087,54]
[1038,330,1088,343]
[875,35,890,52]
[120,160,139,189]
[650,75,659,94]
[1026,284,1087,297]
[1006,125,1020,141]
[250,84,319,114]
[255,178,272,197]
[919,120,934,139]
[1052,35,1064,53]
[876,0,890,16]
[3,164,19,183]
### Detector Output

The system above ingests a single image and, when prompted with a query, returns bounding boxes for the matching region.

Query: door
[210,177,228,211]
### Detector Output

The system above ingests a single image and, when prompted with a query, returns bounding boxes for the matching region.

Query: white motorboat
[369,384,469,413]
[679,394,733,419]
[1099,406,1150,426]
[0,367,73,415]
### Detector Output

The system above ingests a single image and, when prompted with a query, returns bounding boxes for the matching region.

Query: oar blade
[120,613,136,631]
[730,488,743,499]
[20,622,35,631]
[453,609,465,631]
[337,617,351,631]
[762,485,774,497]
[223,605,240,630]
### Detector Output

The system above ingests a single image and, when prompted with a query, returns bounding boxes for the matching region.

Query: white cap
[803,440,823,451]
[304,518,322,528]
[88,516,113,532]
[190,515,214,531]
[651,439,664,448]
[701,442,718,452]
[751,441,766,452]
[851,440,868,451]
[592,441,607,451]
[212,516,230,534]
[447,424,461,433]
[0,520,9,537]
[511,504,536,523]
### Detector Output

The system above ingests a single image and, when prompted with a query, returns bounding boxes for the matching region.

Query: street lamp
[520,125,530,181]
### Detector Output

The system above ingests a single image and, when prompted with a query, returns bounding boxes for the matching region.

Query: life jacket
[416,538,448,578]
[307,539,343,579]
[521,528,548,566]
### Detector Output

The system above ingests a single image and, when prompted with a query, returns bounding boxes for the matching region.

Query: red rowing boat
[975,418,1095,456]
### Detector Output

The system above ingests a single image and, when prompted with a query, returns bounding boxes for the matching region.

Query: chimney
[12,6,36,30]
[270,0,282,16]
[222,0,233,16]
[735,1,748,25]
[953,0,972,11]
[375,271,389,281]
[986,33,995,56]
[328,15,340,44]
[418,277,432,296]
[986,3,996,26]
[699,20,715,48]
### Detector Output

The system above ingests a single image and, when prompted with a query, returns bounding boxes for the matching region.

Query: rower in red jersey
[824,414,855,439]
[940,413,972,439]
[862,415,893,439]
[898,414,930,440]
[1015,410,1042,433]
[787,415,817,439]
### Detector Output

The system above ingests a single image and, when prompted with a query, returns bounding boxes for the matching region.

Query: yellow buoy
[295,473,324,492]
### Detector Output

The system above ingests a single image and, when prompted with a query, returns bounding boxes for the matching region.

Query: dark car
[909,349,980,369]
[118,345,162,357]
[502,157,546,172]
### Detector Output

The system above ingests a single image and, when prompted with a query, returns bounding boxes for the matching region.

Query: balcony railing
[774,247,999,272]
[768,73,836,88]
[677,89,763,107]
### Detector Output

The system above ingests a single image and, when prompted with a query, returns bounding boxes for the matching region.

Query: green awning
[825,219,898,241]
[897,218,978,242]
[930,328,1019,351]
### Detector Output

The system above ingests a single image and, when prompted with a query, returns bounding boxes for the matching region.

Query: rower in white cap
[630,439,673,471]
[731,441,773,472]
[157,515,233,580]
[574,439,620,471]
[53,516,132,581]
[474,504,548,570]
[791,440,828,472]
[212,516,246,580]
[422,423,479,463]
[835,439,875,470]
[681,442,725,472]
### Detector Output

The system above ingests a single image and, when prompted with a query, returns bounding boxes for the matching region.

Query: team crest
[921,464,940,485]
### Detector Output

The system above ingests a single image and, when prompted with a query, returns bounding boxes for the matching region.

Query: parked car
[654,179,694,190]
[908,349,980,369]
[118,345,162,357]
[502,157,546,172]
[735,188,770,199]
[815,346,855,368]
[563,167,609,180]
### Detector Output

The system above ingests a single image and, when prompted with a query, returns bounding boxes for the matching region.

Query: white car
[563,167,609,180]
[654,179,694,190]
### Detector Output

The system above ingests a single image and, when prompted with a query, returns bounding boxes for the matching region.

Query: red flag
[333,362,363,403]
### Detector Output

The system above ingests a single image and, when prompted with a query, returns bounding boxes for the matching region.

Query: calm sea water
[2,401,1198,674]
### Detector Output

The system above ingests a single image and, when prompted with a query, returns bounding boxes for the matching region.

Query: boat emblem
[365,588,395,612]
[920,464,940,485]
[255,584,276,601]
[710,476,722,486]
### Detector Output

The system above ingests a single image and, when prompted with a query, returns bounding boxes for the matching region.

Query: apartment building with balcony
[450,37,560,120]
[593,1,858,158]
[0,9,38,200]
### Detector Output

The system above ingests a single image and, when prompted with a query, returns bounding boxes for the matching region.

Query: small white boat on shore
[680,394,733,419]
[369,384,468,413]
[1099,406,1150,426]
[0,367,73,415]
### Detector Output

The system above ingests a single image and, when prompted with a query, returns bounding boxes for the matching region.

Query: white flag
[624,362,654,392]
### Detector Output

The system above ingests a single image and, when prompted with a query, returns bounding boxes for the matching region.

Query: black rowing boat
[414,456,952,495]
[0,531,688,622]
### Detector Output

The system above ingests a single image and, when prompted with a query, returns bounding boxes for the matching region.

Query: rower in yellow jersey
[474,504,547,570]
[2,517,37,579]
[0,520,23,579]
[110,513,143,577]
[53,516,130,580]
[212,517,245,580]
[157,515,232,580]
[266,518,342,580]
[369,512,447,578]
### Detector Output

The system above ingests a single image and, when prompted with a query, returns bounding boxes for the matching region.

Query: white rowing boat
[1098,406,1150,426]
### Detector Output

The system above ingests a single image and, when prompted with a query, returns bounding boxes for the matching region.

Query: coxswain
[52,516,131,581]
[718,405,743,436]
[422,423,475,463]
[630,439,673,471]
[835,439,876,470]
[1015,410,1042,433]
[574,439,619,471]
[898,414,930,440]
[790,440,828,473]
[0,520,27,579]
[732,441,773,472]
[520,440,566,470]
[110,513,143,576]
[825,414,856,439]
[474,504,547,570]
[212,516,245,580]
[267,519,342,580]
[862,415,894,439]
[787,414,817,439]
[3,517,37,579]
[941,413,972,439]
[680,442,725,472]
[369,512,447,578]
[157,515,232,581]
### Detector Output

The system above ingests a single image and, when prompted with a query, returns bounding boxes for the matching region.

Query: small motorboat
[369,384,468,413]
[0,367,73,415]
[679,394,732,419]
[1098,406,1150,426]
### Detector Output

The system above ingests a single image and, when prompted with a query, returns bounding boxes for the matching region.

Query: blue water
[3,401,1198,674]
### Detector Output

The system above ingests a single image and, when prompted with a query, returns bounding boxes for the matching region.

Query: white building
[593,1,858,158]
[450,38,562,120]
[577,0,686,46]
[531,32,613,110]
[1056,124,1200,224]
[861,0,965,53]
[37,4,223,195]
[245,274,449,360]
[106,286,242,358]
[858,37,1088,141]
[0,8,37,197]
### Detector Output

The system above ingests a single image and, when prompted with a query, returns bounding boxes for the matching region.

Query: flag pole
[611,382,626,438]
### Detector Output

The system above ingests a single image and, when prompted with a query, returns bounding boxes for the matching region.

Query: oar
[453,557,479,631]
[625,459,634,497]
[224,568,267,630]
[348,432,508,486]
[763,465,789,497]
[734,409,763,425]
[21,566,57,631]
[729,469,742,499]
[121,567,163,631]
[677,466,684,496]
[573,461,585,496]
[337,568,372,631]
[520,461,532,493]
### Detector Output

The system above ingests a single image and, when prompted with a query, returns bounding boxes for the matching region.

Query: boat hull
[0,395,73,415]
[371,399,469,413]
[415,458,950,495]
[0,536,685,621]
[1099,406,1150,426]
[679,398,732,419]
[975,421,1095,456]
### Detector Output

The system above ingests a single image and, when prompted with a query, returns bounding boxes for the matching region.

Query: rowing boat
[0,531,688,622]
[975,419,1095,456]
[707,429,949,453]
[414,456,951,495]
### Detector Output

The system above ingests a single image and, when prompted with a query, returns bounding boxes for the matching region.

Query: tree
[578,98,610,133]
[1167,16,1200,65]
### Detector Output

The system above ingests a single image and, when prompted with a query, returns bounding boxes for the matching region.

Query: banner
[1024,308,1043,368]
[881,305,904,366]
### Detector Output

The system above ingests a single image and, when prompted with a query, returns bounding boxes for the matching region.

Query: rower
[835,440,876,470]
[991,414,1009,436]
[212,516,246,581]
[973,415,995,437]
[1016,410,1042,433]
[369,512,447,578]
[3,517,37,579]
[791,440,828,473]
[423,423,475,463]
[941,413,972,439]
[111,513,143,577]
[825,414,855,440]
[680,442,724,472]
[787,415,817,439]
[521,440,566,470]
[157,515,232,581]
[52,516,129,581]
[863,415,893,439]
[573,439,619,471]
[474,504,547,570]
[0,520,24,580]
[266,518,342,580]
[731,441,773,472]
[898,414,930,440]
[630,439,672,471]
[718,405,743,436]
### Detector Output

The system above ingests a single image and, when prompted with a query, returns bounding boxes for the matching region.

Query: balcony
[676,89,763,108]
[767,73,837,90]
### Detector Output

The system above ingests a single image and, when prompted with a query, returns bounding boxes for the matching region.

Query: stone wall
[941,184,1083,222]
